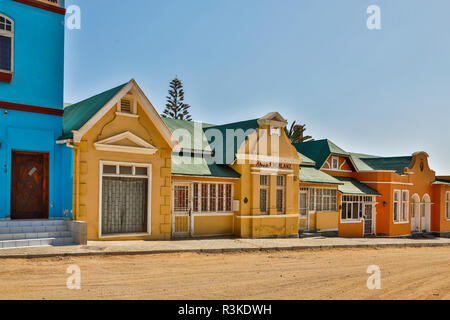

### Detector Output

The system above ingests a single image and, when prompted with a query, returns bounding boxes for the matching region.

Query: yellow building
[66,80,448,241]
[59,80,175,240]
[166,113,301,238]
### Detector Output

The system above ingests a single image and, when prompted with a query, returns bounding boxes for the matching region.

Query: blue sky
[64,0,450,174]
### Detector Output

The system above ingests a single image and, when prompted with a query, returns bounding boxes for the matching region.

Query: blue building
[0,0,72,221]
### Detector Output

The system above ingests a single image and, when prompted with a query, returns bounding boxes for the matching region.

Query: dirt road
[0,247,449,300]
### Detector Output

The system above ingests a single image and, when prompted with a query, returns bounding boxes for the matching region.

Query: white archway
[421,194,431,233]
[411,194,421,232]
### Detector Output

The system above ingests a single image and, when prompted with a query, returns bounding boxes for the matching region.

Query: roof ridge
[65,82,129,111]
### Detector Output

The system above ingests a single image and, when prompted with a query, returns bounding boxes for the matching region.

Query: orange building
[294,140,450,238]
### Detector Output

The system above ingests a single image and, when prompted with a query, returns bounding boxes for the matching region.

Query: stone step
[0,231,71,241]
[0,220,66,228]
[0,237,74,249]
[0,225,68,234]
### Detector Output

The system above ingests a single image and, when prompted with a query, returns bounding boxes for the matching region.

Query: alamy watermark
[366,265,381,290]
[66,5,81,30]
[367,5,381,30]
[66,264,81,290]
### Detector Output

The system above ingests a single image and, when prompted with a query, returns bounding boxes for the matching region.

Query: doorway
[172,183,192,237]
[363,204,374,236]
[11,151,49,220]
[411,195,421,232]
[421,194,431,233]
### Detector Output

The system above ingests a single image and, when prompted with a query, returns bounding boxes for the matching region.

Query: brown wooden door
[11,151,49,220]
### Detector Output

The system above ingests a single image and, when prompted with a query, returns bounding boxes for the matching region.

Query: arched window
[0,14,13,73]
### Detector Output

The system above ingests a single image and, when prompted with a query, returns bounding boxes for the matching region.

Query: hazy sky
[64,0,450,174]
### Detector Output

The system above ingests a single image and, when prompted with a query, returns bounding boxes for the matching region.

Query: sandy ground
[0,247,449,300]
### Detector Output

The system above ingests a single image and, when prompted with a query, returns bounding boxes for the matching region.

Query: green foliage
[161,77,192,121]
[285,121,313,143]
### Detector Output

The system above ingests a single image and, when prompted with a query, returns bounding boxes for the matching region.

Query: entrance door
[411,197,420,232]
[299,190,308,230]
[363,204,374,236]
[421,195,431,233]
[11,151,49,220]
[172,184,192,237]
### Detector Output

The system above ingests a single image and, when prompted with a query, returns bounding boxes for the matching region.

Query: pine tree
[161,77,192,121]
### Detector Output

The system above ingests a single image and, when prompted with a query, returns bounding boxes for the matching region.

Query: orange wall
[323,152,440,237]
[432,185,450,232]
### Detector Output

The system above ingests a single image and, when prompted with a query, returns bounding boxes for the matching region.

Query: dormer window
[0,14,13,76]
[332,157,339,170]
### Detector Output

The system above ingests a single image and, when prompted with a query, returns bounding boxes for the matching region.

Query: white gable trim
[94,131,158,155]
[72,79,176,149]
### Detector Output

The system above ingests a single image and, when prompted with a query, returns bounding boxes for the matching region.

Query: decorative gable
[94,131,158,155]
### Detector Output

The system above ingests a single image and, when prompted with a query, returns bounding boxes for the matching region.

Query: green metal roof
[163,118,215,152]
[205,119,259,165]
[357,156,412,175]
[171,155,241,178]
[293,139,348,169]
[348,152,381,171]
[298,152,316,167]
[299,167,343,185]
[335,177,381,196]
[61,83,128,139]
[432,179,450,186]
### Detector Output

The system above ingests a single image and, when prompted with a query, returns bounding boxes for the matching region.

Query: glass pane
[260,189,267,214]
[103,165,117,174]
[119,166,132,175]
[135,167,148,176]
[193,183,199,212]
[0,35,12,71]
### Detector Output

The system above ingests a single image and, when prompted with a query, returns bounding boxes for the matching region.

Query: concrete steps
[0,220,75,249]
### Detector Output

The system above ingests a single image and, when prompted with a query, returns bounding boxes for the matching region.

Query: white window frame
[307,187,337,212]
[276,175,285,214]
[98,160,152,238]
[393,189,401,223]
[260,175,269,215]
[0,14,14,74]
[340,195,374,223]
[400,190,410,223]
[191,182,234,215]
[331,156,339,170]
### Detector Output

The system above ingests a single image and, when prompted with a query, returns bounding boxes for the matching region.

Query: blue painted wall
[0,0,72,219]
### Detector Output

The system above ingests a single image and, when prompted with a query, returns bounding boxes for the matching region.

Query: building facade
[0,0,72,222]
[58,80,450,241]
[294,140,450,238]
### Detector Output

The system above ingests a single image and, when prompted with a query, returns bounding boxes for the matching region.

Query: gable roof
[335,176,381,196]
[61,83,128,140]
[299,167,343,185]
[298,152,316,167]
[163,118,214,153]
[59,80,175,149]
[357,156,412,175]
[293,139,348,169]
[205,119,260,165]
[172,155,241,178]
[431,178,450,186]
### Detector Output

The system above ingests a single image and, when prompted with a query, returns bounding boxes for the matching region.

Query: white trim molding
[98,160,152,239]
[73,79,176,149]
[94,131,158,155]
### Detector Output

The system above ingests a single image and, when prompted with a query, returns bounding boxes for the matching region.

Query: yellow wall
[194,215,234,236]
[73,95,172,240]
[231,124,301,238]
